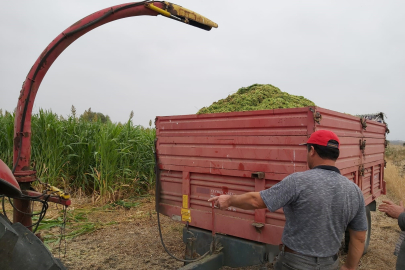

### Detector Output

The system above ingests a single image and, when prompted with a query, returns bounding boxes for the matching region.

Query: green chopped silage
[197,84,315,114]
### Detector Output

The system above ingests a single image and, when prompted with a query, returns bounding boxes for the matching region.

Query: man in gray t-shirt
[209,130,367,270]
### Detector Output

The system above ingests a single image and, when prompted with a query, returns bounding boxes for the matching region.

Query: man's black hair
[307,140,340,161]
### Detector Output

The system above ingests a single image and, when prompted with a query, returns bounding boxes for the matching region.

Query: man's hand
[378,200,404,219]
[208,195,232,210]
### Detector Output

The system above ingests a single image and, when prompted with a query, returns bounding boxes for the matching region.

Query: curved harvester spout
[12,1,217,226]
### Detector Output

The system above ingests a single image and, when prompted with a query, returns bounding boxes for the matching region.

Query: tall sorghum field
[384,144,405,202]
[0,108,155,201]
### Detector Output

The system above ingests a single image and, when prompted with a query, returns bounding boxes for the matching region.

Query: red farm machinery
[0,2,217,269]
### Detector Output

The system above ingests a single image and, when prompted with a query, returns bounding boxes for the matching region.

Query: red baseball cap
[301,130,340,149]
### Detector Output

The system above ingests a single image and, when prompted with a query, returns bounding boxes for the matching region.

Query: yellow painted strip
[49,185,70,200]
[181,208,191,222]
[183,195,188,209]
[164,2,218,28]
[145,3,171,17]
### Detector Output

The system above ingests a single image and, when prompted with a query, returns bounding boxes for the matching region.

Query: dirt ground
[38,195,401,270]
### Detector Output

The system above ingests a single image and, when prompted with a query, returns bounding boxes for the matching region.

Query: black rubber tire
[363,206,372,254]
[343,206,371,255]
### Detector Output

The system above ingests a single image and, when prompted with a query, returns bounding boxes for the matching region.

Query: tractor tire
[0,214,66,270]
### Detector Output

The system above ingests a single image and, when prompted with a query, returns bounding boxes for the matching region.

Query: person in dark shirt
[378,200,405,269]
[209,130,367,270]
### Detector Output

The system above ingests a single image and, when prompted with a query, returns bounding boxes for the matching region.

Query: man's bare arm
[341,229,366,270]
[378,200,404,219]
[208,192,266,210]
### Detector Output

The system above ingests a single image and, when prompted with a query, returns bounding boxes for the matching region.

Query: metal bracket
[359,165,365,176]
[309,108,322,124]
[359,139,366,155]
[251,172,265,179]
[360,117,367,130]
[184,232,199,260]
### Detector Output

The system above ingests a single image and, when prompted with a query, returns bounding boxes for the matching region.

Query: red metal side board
[157,106,387,245]
[156,108,311,137]
[315,107,386,139]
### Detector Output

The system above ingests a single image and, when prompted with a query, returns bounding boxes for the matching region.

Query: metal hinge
[359,139,366,155]
[360,117,367,130]
[252,222,264,234]
[310,108,322,124]
[359,165,365,176]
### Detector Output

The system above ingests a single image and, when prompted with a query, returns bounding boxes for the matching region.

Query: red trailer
[155,106,387,268]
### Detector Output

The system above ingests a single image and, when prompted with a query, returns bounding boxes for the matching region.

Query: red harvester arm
[12,1,217,227]
[13,1,218,226]
[13,2,162,175]
[12,2,164,226]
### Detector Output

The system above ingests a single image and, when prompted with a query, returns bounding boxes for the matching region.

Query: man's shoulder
[291,169,361,189]
[289,168,342,179]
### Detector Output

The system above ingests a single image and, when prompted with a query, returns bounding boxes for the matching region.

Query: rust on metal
[314,111,322,124]
[359,139,366,155]
[13,136,20,151]
[360,117,367,130]
[359,165,365,176]
[13,198,32,228]
[309,108,322,124]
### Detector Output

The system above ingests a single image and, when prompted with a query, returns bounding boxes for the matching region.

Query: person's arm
[208,175,297,211]
[341,186,368,270]
[378,200,404,219]
[208,192,266,210]
[340,229,366,270]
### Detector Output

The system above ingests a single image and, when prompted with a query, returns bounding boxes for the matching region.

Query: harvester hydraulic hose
[154,142,211,263]
[1,194,49,233]
[156,209,210,263]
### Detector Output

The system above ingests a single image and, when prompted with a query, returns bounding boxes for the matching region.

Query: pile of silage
[197,84,315,114]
